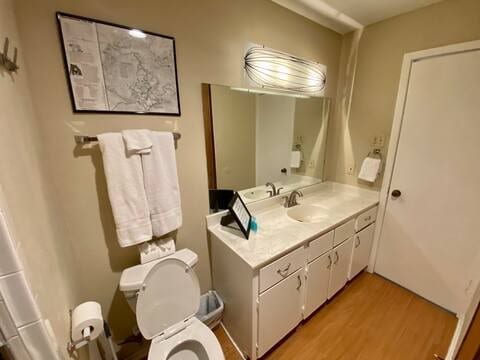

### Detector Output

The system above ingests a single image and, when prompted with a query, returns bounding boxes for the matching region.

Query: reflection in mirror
[202,84,330,212]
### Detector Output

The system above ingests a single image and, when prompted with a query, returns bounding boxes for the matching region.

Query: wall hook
[0,37,19,73]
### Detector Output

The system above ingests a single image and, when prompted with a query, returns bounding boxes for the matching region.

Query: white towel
[142,131,182,237]
[290,150,302,168]
[98,133,153,247]
[358,157,382,183]
[122,129,152,155]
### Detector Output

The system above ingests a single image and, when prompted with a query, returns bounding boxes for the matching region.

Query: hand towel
[142,131,182,237]
[290,150,302,168]
[122,129,152,155]
[358,157,382,183]
[98,133,152,247]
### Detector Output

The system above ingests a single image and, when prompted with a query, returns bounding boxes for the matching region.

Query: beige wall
[0,0,80,356]
[14,0,342,341]
[211,86,256,191]
[327,0,480,189]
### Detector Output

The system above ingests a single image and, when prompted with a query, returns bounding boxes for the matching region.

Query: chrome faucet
[266,182,283,197]
[283,190,303,208]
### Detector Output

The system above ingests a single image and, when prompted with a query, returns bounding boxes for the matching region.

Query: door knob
[391,189,402,198]
[281,168,287,174]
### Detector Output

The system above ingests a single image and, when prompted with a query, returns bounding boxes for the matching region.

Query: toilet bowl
[119,249,225,360]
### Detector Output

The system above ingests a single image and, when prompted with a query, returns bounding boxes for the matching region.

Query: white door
[328,238,353,299]
[349,224,375,280]
[375,49,480,313]
[257,268,303,357]
[304,251,331,318]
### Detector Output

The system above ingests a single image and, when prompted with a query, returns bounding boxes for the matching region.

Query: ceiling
[272,0,444,33]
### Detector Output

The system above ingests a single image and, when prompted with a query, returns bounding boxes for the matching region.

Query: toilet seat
[148,317,224,360]
[135,258,225,360]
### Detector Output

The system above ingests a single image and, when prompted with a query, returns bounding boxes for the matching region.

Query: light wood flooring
[215,273,457,360]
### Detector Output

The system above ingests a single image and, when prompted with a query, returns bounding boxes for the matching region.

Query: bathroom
[0,0,479,359]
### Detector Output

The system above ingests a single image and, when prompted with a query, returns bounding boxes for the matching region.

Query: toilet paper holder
[67,309,93,352]
[68,307,101,352]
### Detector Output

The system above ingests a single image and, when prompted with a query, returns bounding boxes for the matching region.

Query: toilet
[119,249,225,360]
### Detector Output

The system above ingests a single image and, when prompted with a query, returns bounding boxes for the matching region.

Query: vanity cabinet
[327,237,354,299]
[349,223,375,280]
[304,251,331,318]
[257,268,304,357]
[209,196,379,360]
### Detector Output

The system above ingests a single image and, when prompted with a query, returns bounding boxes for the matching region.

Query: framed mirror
[202,84,330,212]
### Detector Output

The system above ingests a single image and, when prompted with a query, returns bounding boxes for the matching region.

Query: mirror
[203,84,330,211]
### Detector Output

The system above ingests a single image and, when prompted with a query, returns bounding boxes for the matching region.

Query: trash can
[196,290,224,329]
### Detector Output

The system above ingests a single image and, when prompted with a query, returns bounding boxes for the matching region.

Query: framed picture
[227,193,252,239]
[56,12,181,116]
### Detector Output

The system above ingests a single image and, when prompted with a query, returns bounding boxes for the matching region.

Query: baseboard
[220,322,247,360]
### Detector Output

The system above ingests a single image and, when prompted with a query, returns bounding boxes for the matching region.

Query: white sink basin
[243,189,268,200]
[286,205,329,223]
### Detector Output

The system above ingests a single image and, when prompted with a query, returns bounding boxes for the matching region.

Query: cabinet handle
[364,215,372,221]
[327,255,332,269]
[296,274,302,290]
[277,263,291,277]
[334,251,339,265]
[355,236,361,248]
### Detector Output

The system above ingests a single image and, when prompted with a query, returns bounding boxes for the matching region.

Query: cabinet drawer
[355,207,378,232]
[308,231,334,262]
[333,219,355,246]
[259,247,305,293]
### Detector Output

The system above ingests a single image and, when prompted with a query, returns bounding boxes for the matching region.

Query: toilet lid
[136,258,200,340]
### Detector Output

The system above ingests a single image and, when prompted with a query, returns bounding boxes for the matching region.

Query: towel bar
[74,132,181,145]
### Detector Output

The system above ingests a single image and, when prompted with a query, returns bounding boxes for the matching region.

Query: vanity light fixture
[128,29,147,38]
[230,86,310,99]
[244,44,326,96]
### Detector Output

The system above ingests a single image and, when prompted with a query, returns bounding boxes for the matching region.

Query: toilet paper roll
[71,301,104,342]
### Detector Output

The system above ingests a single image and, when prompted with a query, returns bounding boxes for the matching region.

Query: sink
[286,205,329,223]
[243,189,268,200]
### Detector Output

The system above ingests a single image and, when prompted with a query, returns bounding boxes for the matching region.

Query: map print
[58,14,180,114]
[97,24,179,113]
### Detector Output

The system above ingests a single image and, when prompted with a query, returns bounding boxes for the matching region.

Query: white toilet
[119,249,225,360]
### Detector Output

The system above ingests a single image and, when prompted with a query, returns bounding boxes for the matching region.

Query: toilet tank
[119,248,198,313]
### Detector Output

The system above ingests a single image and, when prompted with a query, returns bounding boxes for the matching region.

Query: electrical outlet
[296,135,304,144]
[378,135,386,147]
[372,134,386,148]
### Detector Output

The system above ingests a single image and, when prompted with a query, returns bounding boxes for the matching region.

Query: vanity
[207,182,379,359]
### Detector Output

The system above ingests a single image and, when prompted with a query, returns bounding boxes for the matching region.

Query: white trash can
[196,290,224,329]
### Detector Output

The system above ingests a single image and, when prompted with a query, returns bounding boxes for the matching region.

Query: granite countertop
[207,182,379,270]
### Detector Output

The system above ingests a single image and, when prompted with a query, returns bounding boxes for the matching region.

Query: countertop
[207,182,379,270]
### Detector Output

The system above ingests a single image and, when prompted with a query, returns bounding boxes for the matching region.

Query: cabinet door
[349,223,375,280]
[304,251,332,318]
[258,269,303,357]
[328,237,354,299]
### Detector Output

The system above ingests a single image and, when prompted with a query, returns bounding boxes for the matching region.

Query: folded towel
[98,133,152,247]
[290,150,302,168]
[358,157,382,183]
[142,131,182,237]
[122,129,152,154]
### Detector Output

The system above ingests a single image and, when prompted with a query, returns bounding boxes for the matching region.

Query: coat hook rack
[0,37,19,73]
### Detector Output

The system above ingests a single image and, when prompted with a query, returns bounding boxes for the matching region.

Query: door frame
[367,39,480,359]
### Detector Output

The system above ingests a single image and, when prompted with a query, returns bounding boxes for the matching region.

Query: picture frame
[56,12,181,116]
[227,192,252,239]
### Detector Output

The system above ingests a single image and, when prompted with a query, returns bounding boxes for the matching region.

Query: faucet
[283,190,303,208]
[265,182,283,197]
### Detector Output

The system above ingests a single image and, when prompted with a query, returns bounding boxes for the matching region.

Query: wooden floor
[215,273,457,360]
